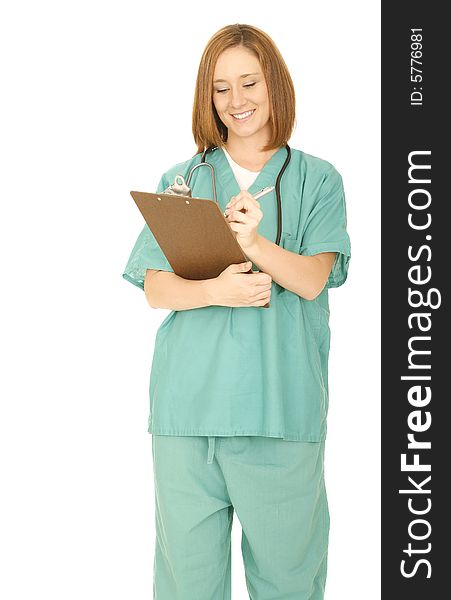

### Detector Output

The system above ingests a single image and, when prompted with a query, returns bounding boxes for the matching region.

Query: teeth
[232,110,254,120]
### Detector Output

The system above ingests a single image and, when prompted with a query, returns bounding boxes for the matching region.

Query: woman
[123,23,351,600]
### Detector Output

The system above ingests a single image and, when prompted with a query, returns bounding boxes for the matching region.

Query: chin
[236,128,262,138]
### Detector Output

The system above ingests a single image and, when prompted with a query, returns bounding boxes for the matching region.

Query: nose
[230,85,247,110]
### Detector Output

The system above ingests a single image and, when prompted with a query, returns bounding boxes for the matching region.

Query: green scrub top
[122,146,351,441]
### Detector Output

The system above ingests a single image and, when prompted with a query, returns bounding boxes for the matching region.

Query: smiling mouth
[230,109,256,121]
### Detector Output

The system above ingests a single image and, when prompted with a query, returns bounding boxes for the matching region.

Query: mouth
[230,109,256,122]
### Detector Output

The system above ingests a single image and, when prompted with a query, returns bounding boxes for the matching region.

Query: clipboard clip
[163,174,192,197]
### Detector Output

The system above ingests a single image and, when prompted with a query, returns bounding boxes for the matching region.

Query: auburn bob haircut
[192,24,296,155]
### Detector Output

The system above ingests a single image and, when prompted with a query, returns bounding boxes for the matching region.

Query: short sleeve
[299,167,351,289]
[122,174,174,291]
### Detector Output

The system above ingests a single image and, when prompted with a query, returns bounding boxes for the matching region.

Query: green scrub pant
[152,435,329,600]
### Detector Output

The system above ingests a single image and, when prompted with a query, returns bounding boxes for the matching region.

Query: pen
[223,186,275,217]
[252,186,275,200]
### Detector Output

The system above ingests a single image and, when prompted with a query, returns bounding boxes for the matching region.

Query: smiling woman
[212,47,272,162]
[193,25,296,169]
[122,23,351,600]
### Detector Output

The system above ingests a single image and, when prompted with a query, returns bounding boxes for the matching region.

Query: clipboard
[130,190,270,308]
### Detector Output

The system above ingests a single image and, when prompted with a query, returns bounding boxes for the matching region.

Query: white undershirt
[222,147,261,191]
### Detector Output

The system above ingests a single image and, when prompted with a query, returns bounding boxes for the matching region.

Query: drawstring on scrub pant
[207,436,216,464]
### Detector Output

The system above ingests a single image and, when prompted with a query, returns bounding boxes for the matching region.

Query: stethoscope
[165,144,292,246]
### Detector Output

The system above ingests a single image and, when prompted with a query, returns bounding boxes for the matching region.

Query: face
[212,46,271,143]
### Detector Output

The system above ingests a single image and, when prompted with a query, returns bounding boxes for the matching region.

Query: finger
[250,289,271,301]
[226,205,263,221]
[228,198,244,211]
[228,222,253,234]
[227,210,257,224]
[249,281,272,290]
[232,197,257,212]
[228,212,259,233]
[226,194,260,211]
[226,195,239,209]
[228,213,261,230]
[251,273,273,285]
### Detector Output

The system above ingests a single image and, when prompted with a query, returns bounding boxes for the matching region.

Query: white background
[0,1,380,598]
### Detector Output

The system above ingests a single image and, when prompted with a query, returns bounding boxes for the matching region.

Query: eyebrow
[213,72,260,83]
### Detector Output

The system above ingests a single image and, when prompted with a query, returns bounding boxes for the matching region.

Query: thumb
[234,260,252,271]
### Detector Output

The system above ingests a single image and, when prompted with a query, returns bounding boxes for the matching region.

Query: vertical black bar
[382,2,447,598]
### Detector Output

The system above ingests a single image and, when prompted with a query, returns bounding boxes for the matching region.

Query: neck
[224,130,280,171]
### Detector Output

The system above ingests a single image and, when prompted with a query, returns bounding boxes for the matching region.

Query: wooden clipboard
[130,190,270,308]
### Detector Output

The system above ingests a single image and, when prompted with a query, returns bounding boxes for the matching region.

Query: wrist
[202,277,220,306]
[244,234,264,262]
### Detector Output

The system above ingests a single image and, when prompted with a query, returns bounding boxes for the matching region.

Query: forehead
[213,46,261,79]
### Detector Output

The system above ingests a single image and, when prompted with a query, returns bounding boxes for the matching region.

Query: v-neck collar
[210,145,289,204]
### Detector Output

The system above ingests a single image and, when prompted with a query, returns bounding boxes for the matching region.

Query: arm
[144,269,216,310]
[245,235,336,301]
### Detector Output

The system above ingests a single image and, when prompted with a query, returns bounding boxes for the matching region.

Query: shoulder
[288,148,344,206]
[287,148,345,217]
[290,147,342,182]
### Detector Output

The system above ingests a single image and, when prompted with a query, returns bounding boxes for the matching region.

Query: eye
[214,82,257,94]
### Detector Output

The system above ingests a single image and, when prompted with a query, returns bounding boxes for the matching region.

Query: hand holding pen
[223,186,275,217]
[223,186,275,252]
